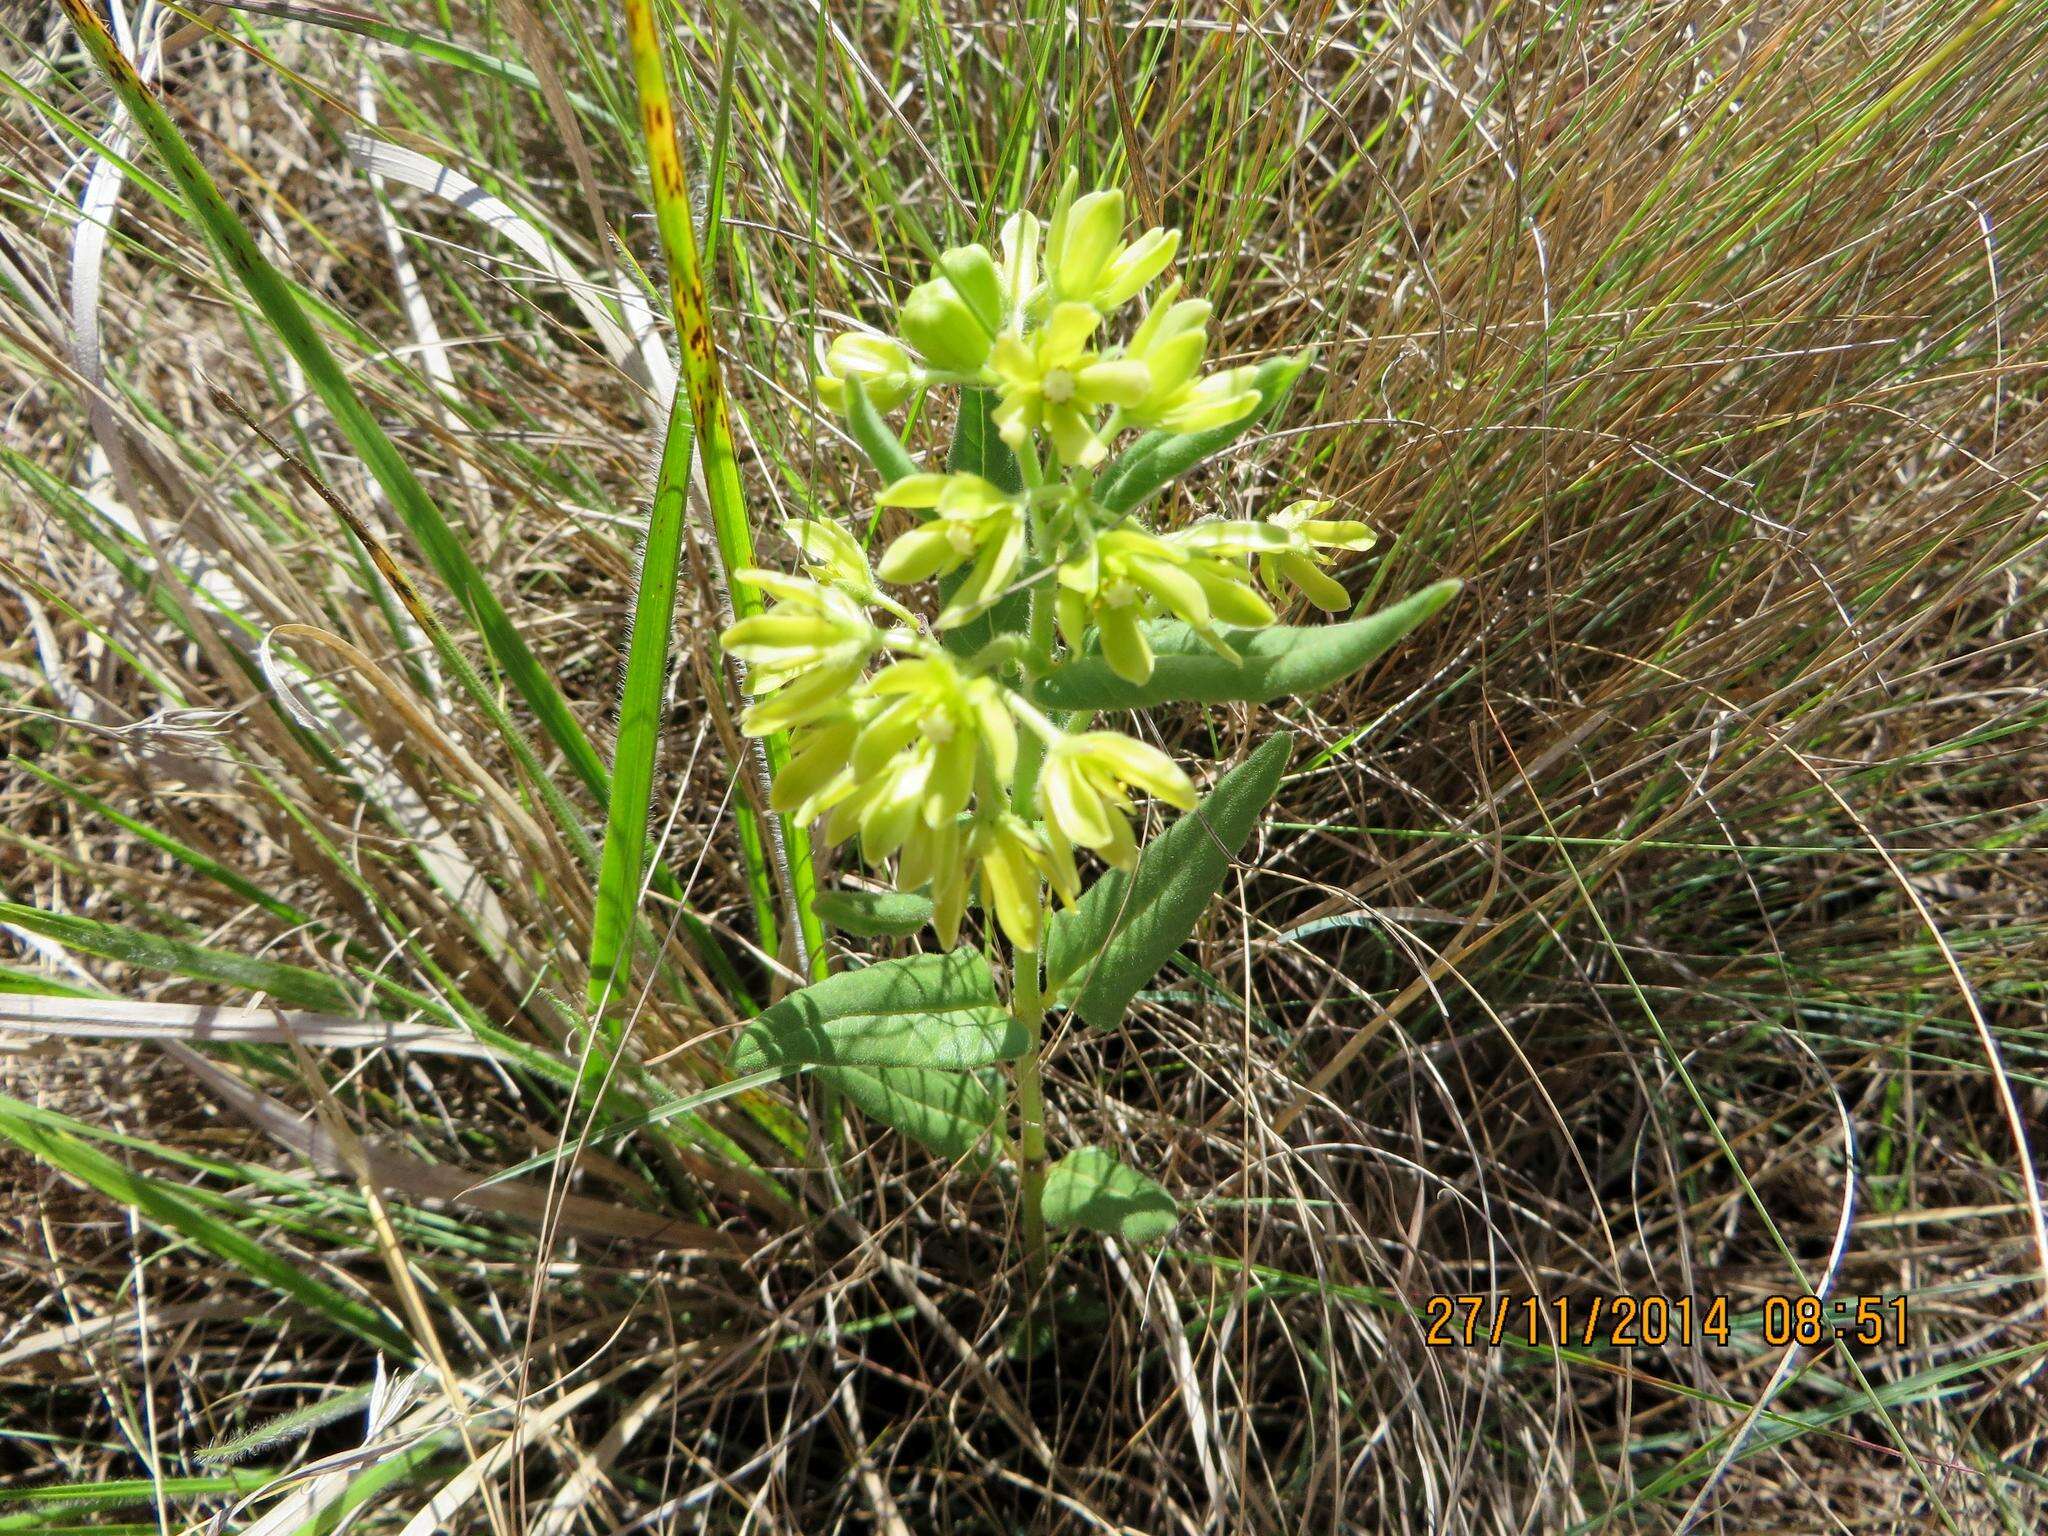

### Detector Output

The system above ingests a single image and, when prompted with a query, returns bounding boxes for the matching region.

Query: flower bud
[998,211,1042,318]
[900,278,993,374]
[817,332,915,414]
[1047,187,1126,302]
[934,244,1003,334]
[1092,226,1179,309]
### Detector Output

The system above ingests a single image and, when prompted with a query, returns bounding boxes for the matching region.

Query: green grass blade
[216,392,750,1008]
[588,391,694,1016]
[0,1093,412,1357]
[0,1471,279,1514]
[0,901,358,1012]
[621,0,825,978]
[13,760,314,931]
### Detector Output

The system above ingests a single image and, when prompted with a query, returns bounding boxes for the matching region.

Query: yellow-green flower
[721,570,881,734]
[1039,729,1197,871]
[970,814,1069,952]
[1258,500,1377,611]
[814,654,1017,867]
[990,303,1151,467]
[816,331,917,415]
[1044,177,1179,312]
[1117,293,1260,435]
[785,517,880,601]
[898,812,968,946]
[1055,525,1259,684]
[873,473,1026,627]
[769,711,868,825]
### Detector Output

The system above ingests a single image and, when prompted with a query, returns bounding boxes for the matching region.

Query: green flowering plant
[727,174,1459,1268]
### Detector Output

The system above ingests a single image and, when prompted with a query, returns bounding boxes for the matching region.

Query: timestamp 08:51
[1421,1293,1910,1350]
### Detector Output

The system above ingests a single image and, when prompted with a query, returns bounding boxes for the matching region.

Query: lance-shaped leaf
[1041,1147,1178,1244]
[1095,350,1313,514]
[588,392,695,1014]
[1038,579,1461,712]
[728,950,1023,1072]
[1044,734,1291,1028]
[812,888,935,938]
[817,1064,1002,1159]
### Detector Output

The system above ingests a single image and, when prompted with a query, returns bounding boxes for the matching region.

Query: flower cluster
[816,175,1262,468]
[729,176,1381,952]
[723,523,1194,953]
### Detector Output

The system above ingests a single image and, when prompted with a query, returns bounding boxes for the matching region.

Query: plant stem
[1013,943,1049,1289]
[1010,498,1058,1290]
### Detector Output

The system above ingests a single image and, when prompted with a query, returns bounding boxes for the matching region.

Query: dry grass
[3,0,2047,1531]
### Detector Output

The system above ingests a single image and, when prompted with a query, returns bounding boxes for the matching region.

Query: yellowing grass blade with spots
[620,0,825,980]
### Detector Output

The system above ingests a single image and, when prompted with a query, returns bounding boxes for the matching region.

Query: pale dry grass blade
[0,996,505,1058]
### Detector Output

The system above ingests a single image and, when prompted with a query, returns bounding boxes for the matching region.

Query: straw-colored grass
[3,1,2045,1530]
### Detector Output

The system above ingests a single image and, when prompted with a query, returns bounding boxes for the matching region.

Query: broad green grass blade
[588,389,695,1016]
[622,0,825,978]
[54,0,609,802]
[0,1093,412,1357]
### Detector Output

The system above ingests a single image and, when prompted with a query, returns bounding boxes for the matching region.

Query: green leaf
[940,387,1027,655]
[729,950,1024,1072]
[817,1064,1001,1158]
[1041,1147,1178,1244]
[844,377,917,483]
[0,901,358,1013]
[588,391,696,1014]
[0,1471,279,1513]
[1038,579,1461,711]
[0,964,102,999]
[1045,735,1291,1028]
[946,386,1023,491]
[813,888,935,938]
[1095,351,1313,514]
[198,1382,377,1463]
